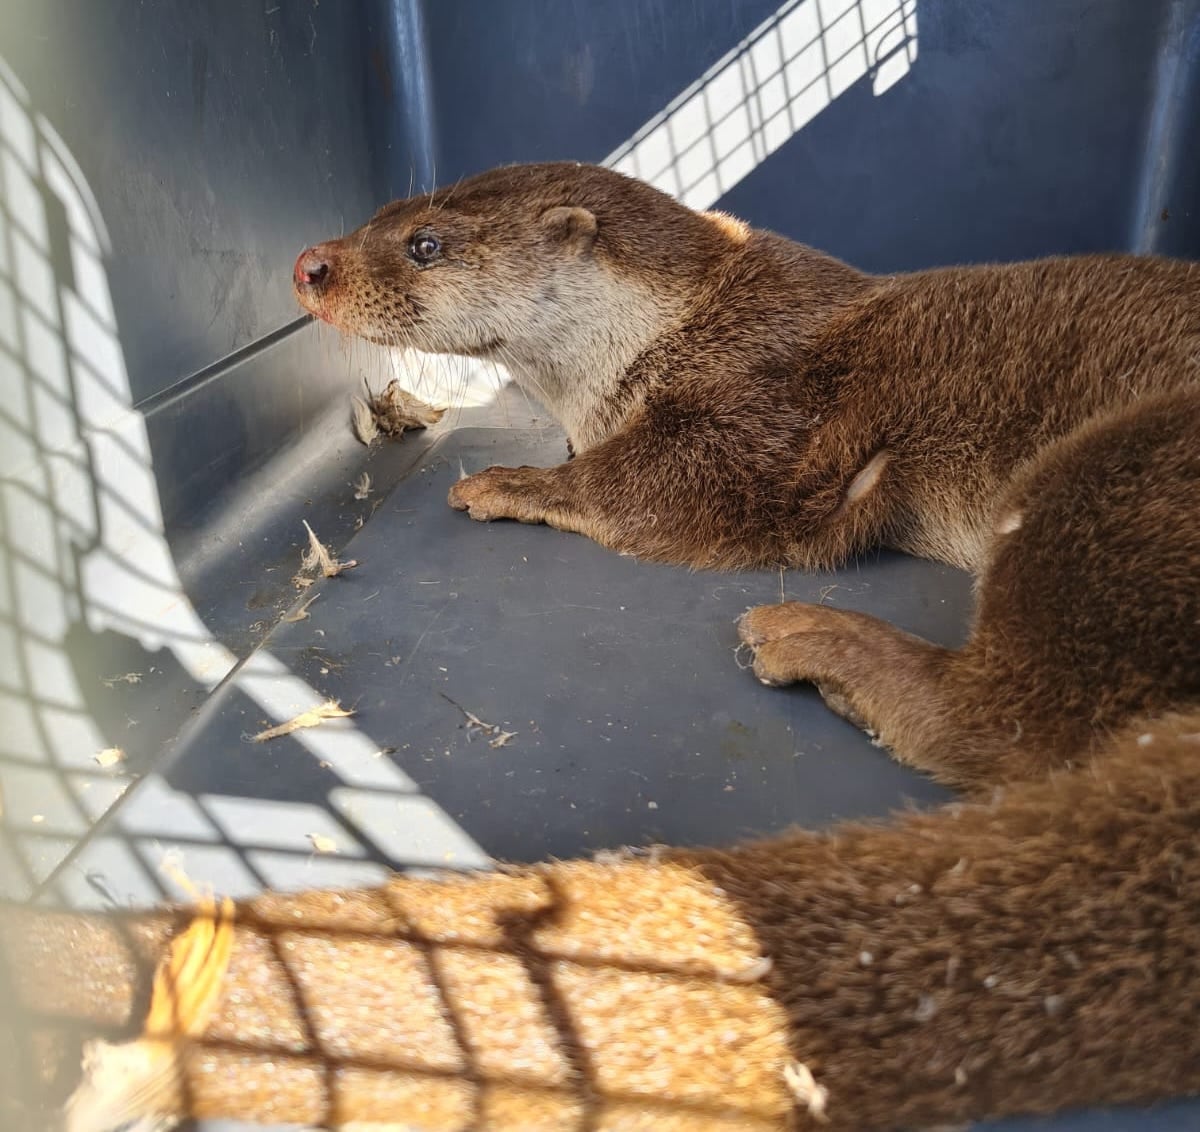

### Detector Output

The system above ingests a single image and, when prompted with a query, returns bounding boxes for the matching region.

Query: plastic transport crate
[1,2,1198,1128]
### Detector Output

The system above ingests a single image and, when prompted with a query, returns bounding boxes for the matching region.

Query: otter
[9,711,1200,1131]
[293,161,1200,792]
[4,164,1199,1132]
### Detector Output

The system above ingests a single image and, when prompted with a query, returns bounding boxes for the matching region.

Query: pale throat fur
[487,259,685,454]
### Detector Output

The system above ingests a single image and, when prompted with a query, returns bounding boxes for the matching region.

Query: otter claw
[750,646,793,687]
[737,610,769,647]
[448,467,535,523]
[447,477,490,516]
[447,492,496,523]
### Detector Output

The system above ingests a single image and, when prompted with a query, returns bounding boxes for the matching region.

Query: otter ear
[540,206,597,253]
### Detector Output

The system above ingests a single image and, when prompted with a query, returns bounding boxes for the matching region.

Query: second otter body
[294,162,1200,790]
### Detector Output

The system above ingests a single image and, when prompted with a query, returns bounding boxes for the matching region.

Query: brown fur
[4,712,1200,1130]
[294,161,1200,788]
[11,165,1187,1130]
[294,162,1199,570]
[741,388,1200,789]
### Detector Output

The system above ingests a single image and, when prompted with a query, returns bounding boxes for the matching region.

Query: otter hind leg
[738,603,991,787]
[741,391,1200,793]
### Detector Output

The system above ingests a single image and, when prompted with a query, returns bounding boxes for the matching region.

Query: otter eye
[409,232,441,264]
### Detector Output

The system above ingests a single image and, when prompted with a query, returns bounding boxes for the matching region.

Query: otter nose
[294,247,331,288]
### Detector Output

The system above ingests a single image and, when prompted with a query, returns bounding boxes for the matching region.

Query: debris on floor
[352,471,372,500]
[350,395,379,445]
[101,672,142,688]
[94,747,126,768]
[358,378,445,441]
[300,519,358,578]
[308,833,339,854]
[282,593,320,623]
[252,700,355,742]
[440,691,519,748]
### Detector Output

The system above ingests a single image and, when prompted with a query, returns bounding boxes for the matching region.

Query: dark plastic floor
[4,2,1199,1125]
[170,426,964,854]
[45,421,963,903]
[36,414,1200,1131]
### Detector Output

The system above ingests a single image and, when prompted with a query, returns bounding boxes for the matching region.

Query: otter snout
[294,245,333,289]
[293,243,339,320]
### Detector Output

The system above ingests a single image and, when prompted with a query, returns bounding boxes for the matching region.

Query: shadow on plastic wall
[605,0,917,208]
[0,55,490,911]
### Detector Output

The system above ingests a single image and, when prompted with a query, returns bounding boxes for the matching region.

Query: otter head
[293,162,723,446]
[293,183,598,357]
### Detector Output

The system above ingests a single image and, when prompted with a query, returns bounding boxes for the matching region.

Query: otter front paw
[737,603,882,732]
[737,602,833,647]
[737,602,861,688]
[447,466,551,524]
